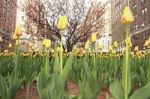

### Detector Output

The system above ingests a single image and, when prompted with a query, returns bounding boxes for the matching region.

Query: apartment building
[0,0,17,50]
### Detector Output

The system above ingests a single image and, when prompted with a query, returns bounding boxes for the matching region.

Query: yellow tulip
[121,6,134,24]
[109,45,113,51]
[85,40,90,50]
[99,44,104,50]
[144,40,149,47]
[43,39,51,48]
[14,25,22,36]
[113,41,118,48]
[57,47,63,53]
[125,37,132,48]
[148,37,150,46]
[12,34,19,40]
[8,44,12,48]
[91,33,97,42]
[57,16,68,30]
[16,40,21,46]
[134,46,138,51]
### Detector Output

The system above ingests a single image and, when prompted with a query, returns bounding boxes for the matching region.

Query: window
[133,4,137,10]
[141,8,147,16]
[133,24,138,30]
[141,22,145,28]
[143,33,146,39]
[141,0,145,5]
[21,7,25,12]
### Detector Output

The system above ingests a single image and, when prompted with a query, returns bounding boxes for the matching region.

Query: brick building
[111,0,128,50]
[111,0,150,50]
[130,0,150,49]
[0,0,17,50]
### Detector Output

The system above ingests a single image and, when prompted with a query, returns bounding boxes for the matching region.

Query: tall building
[111,0,150,50]
[130,0,150,49]
[0,0,17,50]
[97,1,112,52]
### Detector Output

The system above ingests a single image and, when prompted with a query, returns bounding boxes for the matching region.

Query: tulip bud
[125,37,132,48]
[109,45,113,51]
[99,44,104,50]
[144,40,149,48]
[14,25,22,36]
[57,16,68,30]
[8,44,12,48]
[16,40,21,46]
[43,39,51,48]
[113,41,118,48]
[121,6,134,24]
[134,46,138,51]
[91,33,97,42]
[12,34,19,40]
[85,40,90,50]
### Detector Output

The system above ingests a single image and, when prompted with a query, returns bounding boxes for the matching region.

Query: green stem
[60,33,63,74]
[93,42,96,80]
[45,50,49,77]
[125,25,129,99]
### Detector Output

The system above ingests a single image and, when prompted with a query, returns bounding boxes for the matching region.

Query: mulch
[15,80,110,99]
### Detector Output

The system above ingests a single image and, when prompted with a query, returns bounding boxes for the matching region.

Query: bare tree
[24,0,105,51]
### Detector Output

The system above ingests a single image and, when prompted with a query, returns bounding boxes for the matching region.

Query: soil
[15,81,110,99]
[15,84,39,99]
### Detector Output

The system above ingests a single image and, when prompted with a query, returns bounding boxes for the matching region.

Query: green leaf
[110,80,124,99]
[129,83,150,99]
[60,50,74,81]
[0,75,9,99]
[147,56,150,82]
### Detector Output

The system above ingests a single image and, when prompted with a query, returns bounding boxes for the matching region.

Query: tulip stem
[60,32,63,74]
[45,50,49,77]
[125,25,130,99]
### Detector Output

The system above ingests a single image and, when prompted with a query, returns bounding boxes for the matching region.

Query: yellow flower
[12,34,19,40]
[16,40,21,46]
[85,40,90,50]
[4,50,8,53]
[134,46,138,51]
[144,40,149,48]
[43,39,51,48]
[14,25,22,36]
[121,6,134,24]
[99,44,104,50]
[57,47,63,53]
[91,33,97,42]
[148,37,150,46]
[125,37,132,48]
[29,42,33,48]
[8,44,12,48]
[113,41,118,48]
[109,45,113,51]
[57,16,68,30]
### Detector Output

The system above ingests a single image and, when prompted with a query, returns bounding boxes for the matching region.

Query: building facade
[130,0,150,49]
[111,0,150,50]
[97,1,112,52]
[0,0,17,50]
[111,0,128,51]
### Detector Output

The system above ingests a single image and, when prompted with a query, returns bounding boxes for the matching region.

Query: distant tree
[24,0,105,51]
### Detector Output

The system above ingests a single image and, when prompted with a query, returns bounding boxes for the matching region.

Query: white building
[97,1,112,52]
